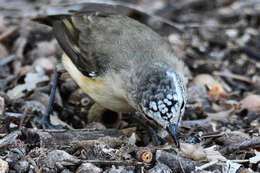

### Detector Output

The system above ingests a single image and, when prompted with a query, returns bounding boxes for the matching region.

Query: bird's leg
[147,126,162,146]
[39,63,66,129]
[40,71,64,129]
[132,113,166,146]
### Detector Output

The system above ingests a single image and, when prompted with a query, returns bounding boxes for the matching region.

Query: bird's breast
[62,54,134,113]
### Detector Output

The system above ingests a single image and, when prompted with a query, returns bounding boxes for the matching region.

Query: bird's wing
[33,3,175,77]
[33,3,136,77]
[51,15,102,77]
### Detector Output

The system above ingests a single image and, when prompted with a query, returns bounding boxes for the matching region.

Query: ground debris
[76,163,102,173]
[0,0,260,172]
[0,159,8,173]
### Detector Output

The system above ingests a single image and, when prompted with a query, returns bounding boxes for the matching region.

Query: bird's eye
[180,101,184,110]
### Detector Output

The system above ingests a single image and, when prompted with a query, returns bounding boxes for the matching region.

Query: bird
[34,3,187,147]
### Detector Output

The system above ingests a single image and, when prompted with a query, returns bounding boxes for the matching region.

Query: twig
[177,153,185,173]
[82,160,148,167]
[195,160,218,171]
[0,55,16,66]
[0,26,18,42]
[202,132,225,139]
[156,150,197,172]
[213,71,253,84]
[220,137,260,155]
[0,130,21,148]
[230,160,249,163]
[5,112,23,119]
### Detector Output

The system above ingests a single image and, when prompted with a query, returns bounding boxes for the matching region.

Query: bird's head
[130,61,187,147]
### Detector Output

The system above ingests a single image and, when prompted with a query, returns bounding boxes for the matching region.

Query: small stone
[106,166,134,173]
[76,163,102,173]
[225,29,238,38]
[61,169,72,173]
[47,150,81,169]
[13,160,29,173]
[22,101,46,115]
[148,162,172,173]
[128,133,136,145]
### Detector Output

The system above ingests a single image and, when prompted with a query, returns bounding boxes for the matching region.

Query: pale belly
[62,54,134,113]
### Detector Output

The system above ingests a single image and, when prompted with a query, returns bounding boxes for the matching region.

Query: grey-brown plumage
[35,3,187,146]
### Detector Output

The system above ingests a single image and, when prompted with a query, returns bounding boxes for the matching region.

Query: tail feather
[32,2,133,26]
[32,2,179,31]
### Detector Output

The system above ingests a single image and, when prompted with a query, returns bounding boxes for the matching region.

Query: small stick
[195,160,218,171]
[5,112,23,119]
[213,71,253,84]
[230,160,249,163]
[0,26,18,42]
[220,137,260,154]
[0,55,16,66]
[82,160,148,167]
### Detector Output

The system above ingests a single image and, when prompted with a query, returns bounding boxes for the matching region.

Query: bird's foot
[36,114,64,129]
[38,71,64,129]
[132,113,166,146]
[147,127,167,146]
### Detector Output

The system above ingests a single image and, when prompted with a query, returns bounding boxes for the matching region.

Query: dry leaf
[180,143,227,162]
[204,145,227,162]
[180,143,206,160]
[241,94,260,112]
[224,160,241,173]
[249,150,260,164]
[6,84,27,99]
[206,107,234,122]
[33,56,57,72]
[0,159,8,173]
[193,74,228,100]
[128,133,137,145]
[7,70,49,99]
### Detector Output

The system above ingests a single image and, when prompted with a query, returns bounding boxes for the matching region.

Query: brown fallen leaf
[192,74,228,100]
[180,143,227,162]
[241,94,260,112]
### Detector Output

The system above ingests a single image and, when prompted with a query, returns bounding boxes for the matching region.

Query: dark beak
[167,123,180,148]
